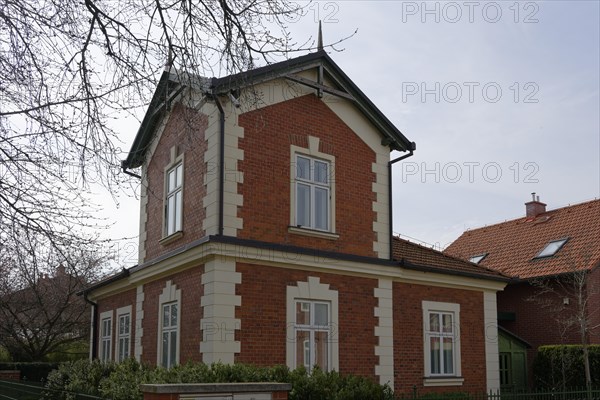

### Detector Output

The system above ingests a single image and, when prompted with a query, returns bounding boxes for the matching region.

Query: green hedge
[43,359,394,400]
[533,345,600,389]
[0,362,60,382]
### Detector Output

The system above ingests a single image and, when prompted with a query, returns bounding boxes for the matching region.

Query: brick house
[445,196,600,388]
[81,50,509,394]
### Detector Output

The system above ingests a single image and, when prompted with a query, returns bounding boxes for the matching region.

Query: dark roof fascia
[122,70,184,169]
[399,258,511,283]
[77,268,130,296]
[211,51,415,153]
[498,326,532,349]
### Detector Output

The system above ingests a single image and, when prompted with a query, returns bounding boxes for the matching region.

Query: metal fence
[398,388,600,400]
[0,379,108,400]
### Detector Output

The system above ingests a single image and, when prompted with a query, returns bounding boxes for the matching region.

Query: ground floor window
[422,301,462,380]
[286,277,339,371]
[99,311,113,362]
[294,300,330,371]
[117,310,131,362]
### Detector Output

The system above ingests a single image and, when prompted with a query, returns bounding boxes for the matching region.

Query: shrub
[0,362,59,382]
[533,345,600,389]
[44,360,394,400]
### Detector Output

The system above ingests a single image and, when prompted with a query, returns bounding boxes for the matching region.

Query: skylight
[469,253,488,264]
[535,238,569,259]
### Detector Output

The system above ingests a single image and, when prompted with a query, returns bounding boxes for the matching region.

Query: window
[295,155,330,231]
[99,311,112,362]
[426,311,456,375]
[161,302,178,368]
[294,300,330,371]
[469,253,488,264]
[534,238,568,259]
[165,162,183,236]
[117,312,131,362]
[286,277,339,371]
[422,301,462,385]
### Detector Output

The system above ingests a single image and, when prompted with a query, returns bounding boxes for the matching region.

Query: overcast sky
[100,1,600,267]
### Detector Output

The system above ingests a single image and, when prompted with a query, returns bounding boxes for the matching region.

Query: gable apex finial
[317,20,323,51]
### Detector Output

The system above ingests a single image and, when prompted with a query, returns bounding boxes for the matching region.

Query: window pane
[296,330,311,369]
[171,304,178,327]
[168,169,176,192]
[296,157,310,180]
[124,315,130,334]
[167,195,176,234]
[430,336,441,374]
[175,191,182,232]
[296,302,310,325]
[429,313,439,333]
[443,338,454,374]
[170,331,177,367]
[175,164,183,187]
[314,188,328,230]
[296,184,310,227]
[315,331,329,371]
[163,306,170,328]
[442,313,453,333]
[314,303,328,326]
[162,332,169,367]
[314,161,328,184]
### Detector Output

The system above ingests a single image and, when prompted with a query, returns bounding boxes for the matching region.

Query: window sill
[288,226,339,240]
[159,231,183,246]
[423,377,464,387]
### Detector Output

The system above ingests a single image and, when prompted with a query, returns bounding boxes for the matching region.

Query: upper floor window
[165,163,183,236]
[295,155,330,231]
[99,311,112,362]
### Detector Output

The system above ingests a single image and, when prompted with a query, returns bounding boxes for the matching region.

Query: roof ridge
[461,198,600,234]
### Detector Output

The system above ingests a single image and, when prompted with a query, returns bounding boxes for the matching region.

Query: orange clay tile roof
[392,236,507,280]
[445,199,600,280]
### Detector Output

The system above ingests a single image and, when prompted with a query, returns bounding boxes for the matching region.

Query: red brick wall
[588,268,600,344]
[237,94,378,258]
[143,104,208,262]
[140,266,204,364]
[234,262,378,380]
[97,288,137,360]
[393,283,487,394]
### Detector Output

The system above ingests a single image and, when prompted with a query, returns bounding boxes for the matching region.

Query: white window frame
[157,280,181,368]
[294,300,331,371]
[422,301,463,387]
[99,310,113,362]
[286,277,338,372]
[294,155,330,231]
[289,136,337,239]
[164,161,183,237]
[116,306,132,362]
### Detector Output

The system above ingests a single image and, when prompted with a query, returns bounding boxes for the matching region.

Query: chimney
[525,192,546,218]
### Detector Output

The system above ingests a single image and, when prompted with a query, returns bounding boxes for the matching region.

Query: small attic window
[469,253,488,264]
[534,238,569,259]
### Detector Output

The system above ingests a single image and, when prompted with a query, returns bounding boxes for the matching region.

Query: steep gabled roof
[392,236,508,281]
[122,50,415,170]
[445,199,600,279]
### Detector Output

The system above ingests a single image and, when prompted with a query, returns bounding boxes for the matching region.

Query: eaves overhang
[398,258,512,283]
[122,51,415,170]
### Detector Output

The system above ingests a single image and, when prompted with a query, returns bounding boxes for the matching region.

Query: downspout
[83,293,98,360]
[212,92,226,236]
[122,165,142,180]
[388,148,415,260]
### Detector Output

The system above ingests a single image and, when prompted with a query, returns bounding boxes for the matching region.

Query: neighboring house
[81,50,509,394]
[445,196,600,388]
